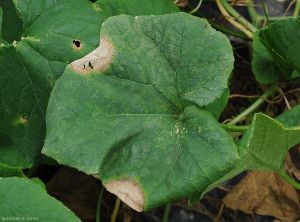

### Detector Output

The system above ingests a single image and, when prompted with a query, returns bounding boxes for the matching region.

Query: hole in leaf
[72,40,82,50]
[88,61,93,69]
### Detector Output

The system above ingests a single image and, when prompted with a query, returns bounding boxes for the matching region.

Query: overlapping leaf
[0,0,178,169]
[0,177,80,222]
[200,113,300,202]
[277,105,300,127]
[0,0,22,43]
[96,0,178,16]
[252,18,300,83]
[43,12,237,211]
[252,32,281,84]
[239,113,300,171]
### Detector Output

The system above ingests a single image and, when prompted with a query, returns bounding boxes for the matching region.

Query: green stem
[96,186,105,222]
[261,3,269,26]
[162,203,171,222]
[210,21,248,39]
[221,124,249,132]
[279,169,300,190]
[110,198,121,222]
[219,0,257,32]
[247,0,259,27]
[257,15,292,21]
[294,0,300,18]
[229,85,277,125]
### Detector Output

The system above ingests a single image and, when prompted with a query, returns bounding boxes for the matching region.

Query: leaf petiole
[221,124,249,132]
[216,0,254,39]
[228,85,277,125]
[96,186,105,222]
[217,0,257,33]
[162,203,171,222]
[294,0,300,18]
[111,198,121,222]
[279,169,300,190]
[247,0,259,27]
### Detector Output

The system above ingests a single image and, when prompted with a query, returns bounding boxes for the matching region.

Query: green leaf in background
[205,88,229,119]
[200,113,300,201]
[43,12,236,211]
[0,177,80,222]
[0,7,2,40]
[0,0,178,169]
[276,105,300,127]
[0,0,23,43]
[252,31,281,84]
[252,18,300,83]
[96,0,179,16]
[0,164,23,177]
[239,113,300,171]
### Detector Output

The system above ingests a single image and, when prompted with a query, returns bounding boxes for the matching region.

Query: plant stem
[279,169,300,190]
[257,15,292,21]
[221,124,249,132]
[111,198,121,222]
[228,85,277,125]
[190,0,203,14]
[261,3,269,26]
[294,0,300,18]
[247,0,259,27]
[218,0,257,33]
[216,0,254,38]
[96,186,105,222]
[210,21,248,39]
[162,203,171,222]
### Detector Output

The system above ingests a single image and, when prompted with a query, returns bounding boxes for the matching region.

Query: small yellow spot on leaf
[14,116,28,126]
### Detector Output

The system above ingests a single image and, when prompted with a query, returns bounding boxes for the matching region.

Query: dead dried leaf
[223,171,300,222]
[176,0,188,7]
[286,150,300,181]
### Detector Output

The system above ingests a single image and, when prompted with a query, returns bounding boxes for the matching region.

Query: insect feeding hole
[72,39,82,50]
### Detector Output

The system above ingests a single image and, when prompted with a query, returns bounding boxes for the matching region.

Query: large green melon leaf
[43,13,237,211]
[0,177,80,221]
[0,0,178,169]
[253,18,300,82]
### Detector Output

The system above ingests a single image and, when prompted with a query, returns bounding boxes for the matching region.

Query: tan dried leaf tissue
[176,0,188,7]
[223,171,300,222]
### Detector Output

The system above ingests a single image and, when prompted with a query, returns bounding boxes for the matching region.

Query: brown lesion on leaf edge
[104,178,145,212]
[70,37,114,75]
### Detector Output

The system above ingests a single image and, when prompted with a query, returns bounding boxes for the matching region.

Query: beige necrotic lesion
[104,179,145,212]
[70,37,114,75]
